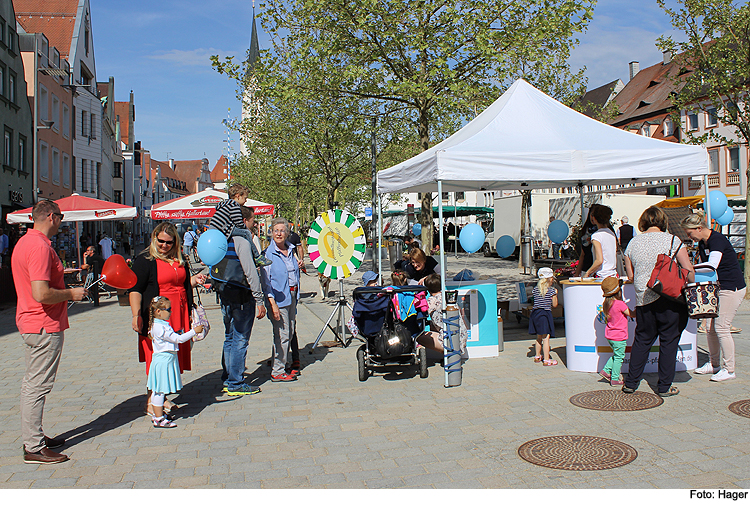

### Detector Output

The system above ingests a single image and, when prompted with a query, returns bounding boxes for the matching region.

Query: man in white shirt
[99,233,114,260]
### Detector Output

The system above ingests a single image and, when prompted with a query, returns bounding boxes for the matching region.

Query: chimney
[663,50,672,65]
[169,158,175,170]
[629,61,640,81]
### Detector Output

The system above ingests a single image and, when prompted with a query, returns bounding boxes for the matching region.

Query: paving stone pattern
[0,254,749,488]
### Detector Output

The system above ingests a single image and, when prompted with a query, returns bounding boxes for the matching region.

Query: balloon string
[67,276,106,308]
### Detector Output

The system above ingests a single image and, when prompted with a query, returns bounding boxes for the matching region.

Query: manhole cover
[518,435,638,471]
[570,390,663,411]
[728,400,750,419]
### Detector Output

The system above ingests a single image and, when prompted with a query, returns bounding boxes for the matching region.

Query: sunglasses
[51,212,64,220]
[160,307,172,312]
[156,237,174,245]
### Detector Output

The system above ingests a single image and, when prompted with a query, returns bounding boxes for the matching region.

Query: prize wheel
[307,209,366,279]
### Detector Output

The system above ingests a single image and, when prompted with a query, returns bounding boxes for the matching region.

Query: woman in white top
[582,204,618,278]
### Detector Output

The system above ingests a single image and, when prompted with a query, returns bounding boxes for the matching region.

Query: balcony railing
[727,171,741,186]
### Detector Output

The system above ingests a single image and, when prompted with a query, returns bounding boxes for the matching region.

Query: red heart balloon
[101,254,138,290]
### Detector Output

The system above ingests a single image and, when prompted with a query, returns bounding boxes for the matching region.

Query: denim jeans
[220,298,256,390]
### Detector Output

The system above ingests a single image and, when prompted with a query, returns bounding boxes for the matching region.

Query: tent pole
[704,171,711,227]
[454,199,458,259]
[437,181,448,387]
[578,182,584,227]
[76,221,82,269]
[377,193,383,284]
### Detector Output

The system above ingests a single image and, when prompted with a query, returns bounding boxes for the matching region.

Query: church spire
[246,4,260,76]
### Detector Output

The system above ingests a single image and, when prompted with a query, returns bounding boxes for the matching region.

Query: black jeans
[625,297,689,393]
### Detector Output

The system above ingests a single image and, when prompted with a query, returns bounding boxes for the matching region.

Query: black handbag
[373,309,413,359]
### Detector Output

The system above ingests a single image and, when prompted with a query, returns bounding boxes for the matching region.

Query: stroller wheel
[357,345,368,382]
[418,346,428,378]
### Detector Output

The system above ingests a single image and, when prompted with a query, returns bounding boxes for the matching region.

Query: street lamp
[131,142,149,251]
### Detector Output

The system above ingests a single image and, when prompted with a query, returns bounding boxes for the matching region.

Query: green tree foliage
[657,0,750,293]
[254,0,595,251]
[213,35,410,230]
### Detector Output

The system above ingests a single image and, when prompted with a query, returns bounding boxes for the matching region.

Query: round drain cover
[570,390,663,411]
[518,435,638,471]
[728,400,750,419]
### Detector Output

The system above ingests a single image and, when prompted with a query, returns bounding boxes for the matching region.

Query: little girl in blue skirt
[529,267,559,366]
[147,296,203,428]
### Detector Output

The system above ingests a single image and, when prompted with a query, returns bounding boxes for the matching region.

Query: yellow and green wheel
[307,209,366,279]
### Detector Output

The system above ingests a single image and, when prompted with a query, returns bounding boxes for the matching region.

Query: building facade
[1,0,33,226]
[16,0,104,200]
[19,32,74,203]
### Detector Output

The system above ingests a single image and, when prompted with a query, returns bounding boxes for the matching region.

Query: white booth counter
[561,280,697,373]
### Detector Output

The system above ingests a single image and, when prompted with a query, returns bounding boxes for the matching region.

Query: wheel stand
[310,278,363,352]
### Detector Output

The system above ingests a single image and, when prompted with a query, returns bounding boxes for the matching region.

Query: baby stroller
[351,286,429,381]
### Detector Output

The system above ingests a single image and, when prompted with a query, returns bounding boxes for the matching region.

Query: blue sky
[92,0,677,166]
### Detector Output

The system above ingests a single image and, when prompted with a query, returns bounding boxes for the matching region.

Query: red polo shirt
[12,229,69,334]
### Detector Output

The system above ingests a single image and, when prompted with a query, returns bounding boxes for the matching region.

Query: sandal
[533,356,542,363]
[152,416,177,428]
[543,359,558,366]
[658,386,679,397]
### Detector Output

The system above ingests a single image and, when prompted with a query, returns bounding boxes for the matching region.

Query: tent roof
[6,194,137,224]
[378,79,708,194]
[149,188,273,220]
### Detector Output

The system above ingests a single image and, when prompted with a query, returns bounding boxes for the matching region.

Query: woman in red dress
[129,222,206,415]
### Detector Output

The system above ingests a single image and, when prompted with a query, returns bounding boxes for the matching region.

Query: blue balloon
[694,267,718,283]
[547,219,569,244]
[459,223,485,254]
[709,190,728,219]
[716,205,734,226]
[196,229,228,266]
[496,235,516,258]
[412,223,422,236]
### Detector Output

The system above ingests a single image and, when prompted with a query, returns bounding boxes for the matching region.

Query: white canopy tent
[378,79,708,194]
[376,79,710,386]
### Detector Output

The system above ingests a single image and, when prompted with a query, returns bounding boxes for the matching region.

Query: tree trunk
[417,108,433,252]
[745,167,750,298]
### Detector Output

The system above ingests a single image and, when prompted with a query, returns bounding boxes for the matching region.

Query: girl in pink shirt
[599,277,634,386]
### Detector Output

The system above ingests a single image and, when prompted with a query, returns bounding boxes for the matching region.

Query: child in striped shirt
[209,184,272,267]
[529,267,559,366]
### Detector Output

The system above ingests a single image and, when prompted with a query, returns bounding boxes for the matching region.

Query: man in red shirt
[12,200,87,464]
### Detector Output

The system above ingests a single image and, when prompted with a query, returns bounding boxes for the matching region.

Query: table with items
[560,278,697,373]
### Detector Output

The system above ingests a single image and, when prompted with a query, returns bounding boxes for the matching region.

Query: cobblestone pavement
[0,254,749,489]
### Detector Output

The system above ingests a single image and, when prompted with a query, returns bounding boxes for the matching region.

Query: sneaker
[44,435,65,449]
[694,362,719,375]
[287,369,300,377]
[599,370,611,382]
[23,446,69,464]
[610,378,624,386]
[225,384,262,396]
[254,255,273,267]
[710,368,736,382]
[271,373,297,382]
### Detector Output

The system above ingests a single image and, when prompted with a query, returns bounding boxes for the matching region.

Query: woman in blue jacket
[262,217,301,382]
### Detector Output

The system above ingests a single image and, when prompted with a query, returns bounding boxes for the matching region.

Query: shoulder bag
[188,262,210,341]
[646,235,689,303]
